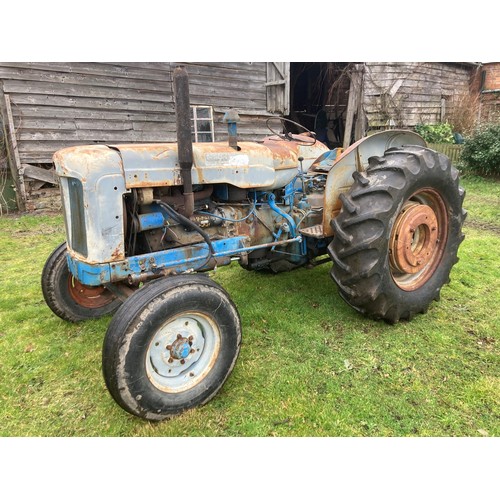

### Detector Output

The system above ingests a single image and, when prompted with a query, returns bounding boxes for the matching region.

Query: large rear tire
[102,274,242,420]
[328,146,466,323]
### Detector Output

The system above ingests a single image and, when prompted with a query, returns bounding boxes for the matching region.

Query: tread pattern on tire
[41,242,120,322]
[328,146,467,323]
[102,274,242,421]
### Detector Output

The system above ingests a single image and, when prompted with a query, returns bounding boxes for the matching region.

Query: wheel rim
[146,312,221,393]
[389,188,448,291]
[67,276,116,308]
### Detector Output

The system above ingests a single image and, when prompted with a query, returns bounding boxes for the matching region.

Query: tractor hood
[54,140,329,191]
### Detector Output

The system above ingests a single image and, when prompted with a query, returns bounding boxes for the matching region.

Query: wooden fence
[427,143,463,164]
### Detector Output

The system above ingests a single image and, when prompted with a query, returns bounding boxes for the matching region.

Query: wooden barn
[0,61,482,212]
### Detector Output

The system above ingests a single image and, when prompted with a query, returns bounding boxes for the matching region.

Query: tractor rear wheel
[102,274,242,420]
[41,242,121,322]
[328,145,466,323]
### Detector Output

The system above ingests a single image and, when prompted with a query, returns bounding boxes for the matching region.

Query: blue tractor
[41,67,466,420]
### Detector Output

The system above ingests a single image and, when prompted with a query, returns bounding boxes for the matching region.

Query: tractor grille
[63,177,88,257]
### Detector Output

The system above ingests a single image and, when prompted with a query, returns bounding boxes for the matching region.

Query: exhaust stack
[173,66,195,217]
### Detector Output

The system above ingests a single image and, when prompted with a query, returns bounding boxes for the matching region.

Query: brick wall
[482,63,500,90]
[470,63,500,125]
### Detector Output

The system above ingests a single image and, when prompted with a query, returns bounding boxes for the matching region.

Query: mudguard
[316,130,427,237]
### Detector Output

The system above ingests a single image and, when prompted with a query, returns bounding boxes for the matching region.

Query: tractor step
[299,224,324,239]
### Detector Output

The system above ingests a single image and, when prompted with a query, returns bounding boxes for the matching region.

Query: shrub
[447,92,480,136]
[414,123,454,144]
[460,123,500,177]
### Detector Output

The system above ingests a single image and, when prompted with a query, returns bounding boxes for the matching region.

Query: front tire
[41,242,121,322]
[102,274,242,421]
[328,146,466,323]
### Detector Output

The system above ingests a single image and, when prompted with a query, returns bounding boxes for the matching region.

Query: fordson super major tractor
[42,67,466,421]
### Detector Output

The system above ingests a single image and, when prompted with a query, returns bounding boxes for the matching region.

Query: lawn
[0,176,498,437]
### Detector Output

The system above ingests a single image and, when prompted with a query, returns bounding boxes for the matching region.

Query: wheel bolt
[166,345,172,351]
[168,357,173,363]
[190,348,195,354]
[180,359,185,365]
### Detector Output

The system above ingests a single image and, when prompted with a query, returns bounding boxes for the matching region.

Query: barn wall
[361,62,474,129]
[0,62,271,165]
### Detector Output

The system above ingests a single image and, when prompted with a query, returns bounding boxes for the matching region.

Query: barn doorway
[289,62,352,148]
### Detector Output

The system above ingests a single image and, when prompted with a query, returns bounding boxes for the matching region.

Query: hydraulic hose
[154,200,216,258]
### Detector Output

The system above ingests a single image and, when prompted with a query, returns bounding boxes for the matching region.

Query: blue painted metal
[137,211,167,232]
[67,234,303,286]
[283,179,297,207]
[171,338,191,360]
[312,148,342,170]
[267,193,297,238]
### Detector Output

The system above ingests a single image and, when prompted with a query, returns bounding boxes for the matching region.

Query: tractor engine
[54,136,331,285]
[124,159,330,274]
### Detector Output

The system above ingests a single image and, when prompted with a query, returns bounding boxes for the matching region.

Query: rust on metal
[389,202,438,275]
[389,189,448,291]
[67,275,116,308]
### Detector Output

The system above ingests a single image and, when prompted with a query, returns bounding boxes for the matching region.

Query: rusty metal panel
[321,130,426,236]
[54,145,128,264]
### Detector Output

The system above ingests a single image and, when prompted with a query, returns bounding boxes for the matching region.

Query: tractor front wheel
[328,145,466,323]
[102,274,242,420]
[41,242,121,322]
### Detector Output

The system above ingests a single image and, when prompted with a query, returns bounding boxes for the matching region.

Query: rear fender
[320,130,426,237]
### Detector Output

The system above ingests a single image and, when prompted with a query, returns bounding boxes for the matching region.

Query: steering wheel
[266,117,317,146]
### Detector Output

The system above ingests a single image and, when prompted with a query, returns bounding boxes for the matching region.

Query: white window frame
[191,105,215,142]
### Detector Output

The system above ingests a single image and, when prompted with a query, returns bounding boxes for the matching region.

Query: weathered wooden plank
[16,118,77,130]
[364,79,469,93]
[11,105,177,123]
[188,84,265,102]
[371,101,444,109]
[18,129,179,142]
[181,61,266,73]
[187,62,265,69]
[10,93,174,113]
[1,93,26,210]
[365,66,469,80]
[179,63,267,83]
[1,62,173,82]
[0,67,174,93]
[22,164,57,184]
[16,118,147,132]
[104,62,172,71]
[131,122,178,132]
[190,95,267,109]
[16,124,272,148]
[365,62,469,76]
[3,80,173,104]
[184,75,266,93]
[343,66,362,148]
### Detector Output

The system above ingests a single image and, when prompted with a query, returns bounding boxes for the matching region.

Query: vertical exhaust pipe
[173,66,195,217]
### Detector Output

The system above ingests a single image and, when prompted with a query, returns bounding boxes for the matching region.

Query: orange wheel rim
[389,189,448,291]
[67,276,115,308]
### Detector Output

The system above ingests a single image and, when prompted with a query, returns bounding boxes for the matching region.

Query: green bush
[460,124,500,177]
[414,123,454,144]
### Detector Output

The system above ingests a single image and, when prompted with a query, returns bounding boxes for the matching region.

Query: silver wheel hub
[146,313,220,393]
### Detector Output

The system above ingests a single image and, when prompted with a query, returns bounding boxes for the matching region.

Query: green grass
[0,177,498,437]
